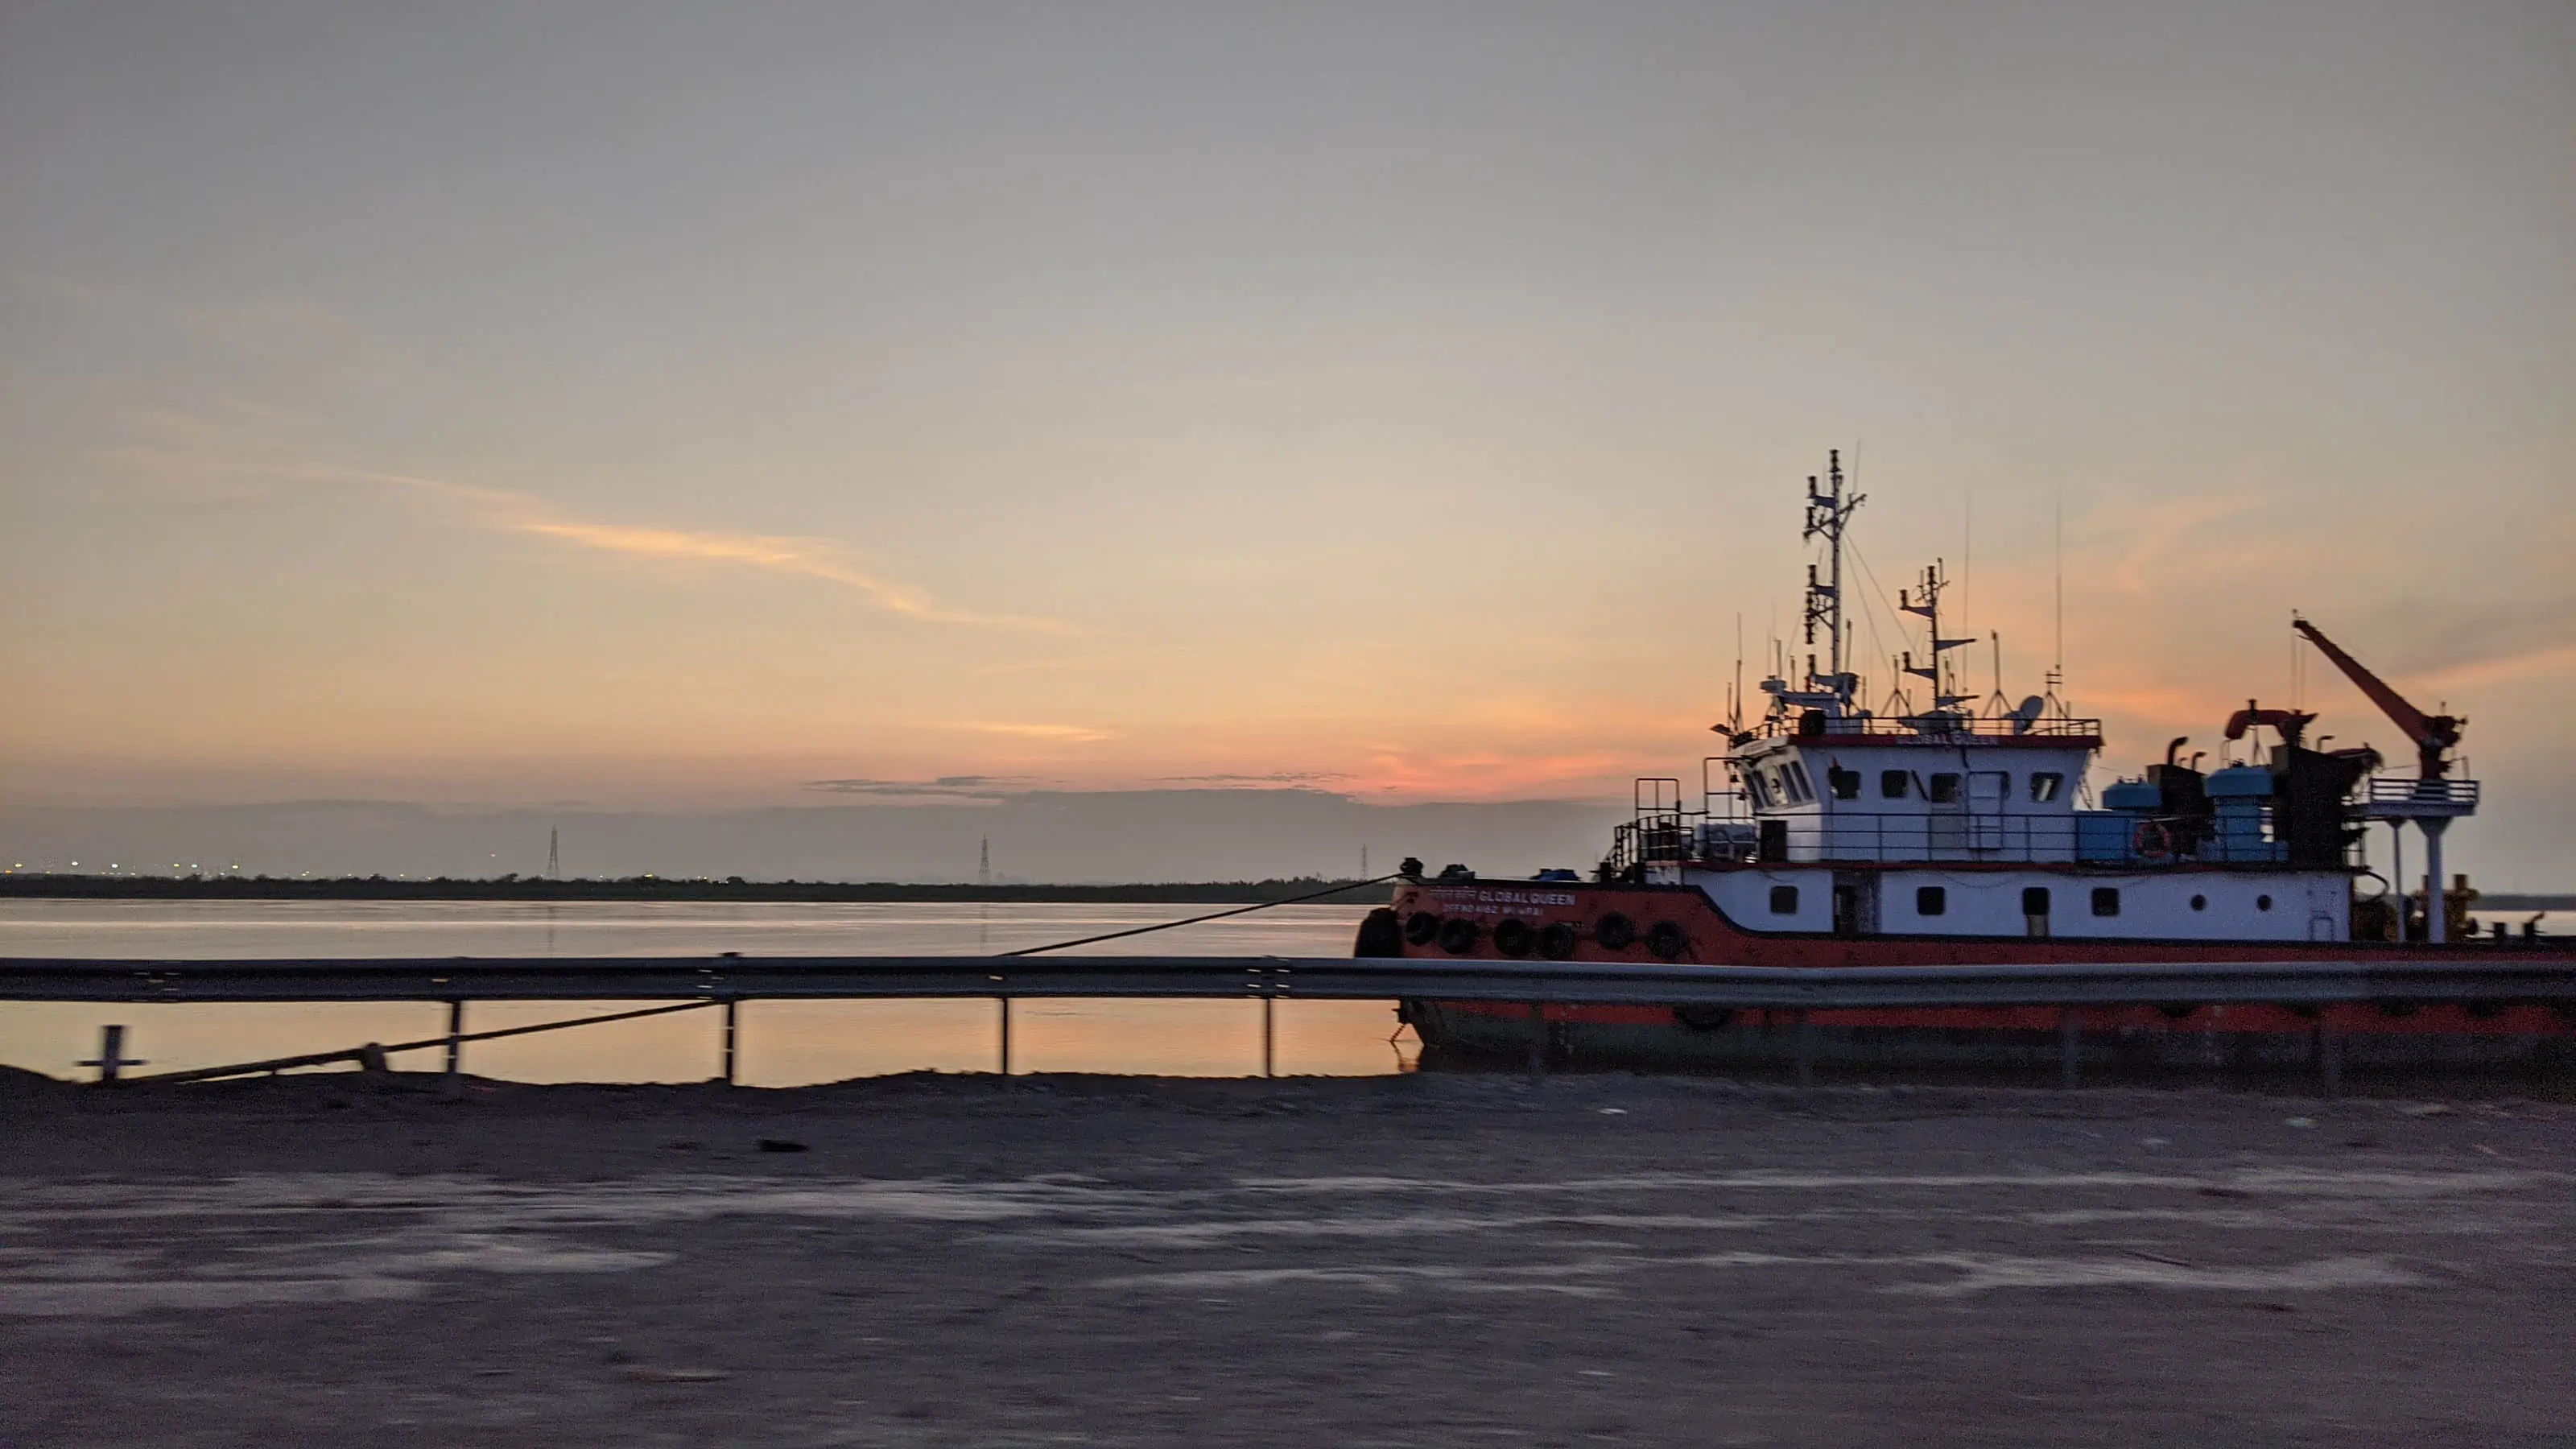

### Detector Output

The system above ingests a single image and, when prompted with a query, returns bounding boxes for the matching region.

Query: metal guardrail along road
[4,953,2573,1008]
[10,953,2568,1090]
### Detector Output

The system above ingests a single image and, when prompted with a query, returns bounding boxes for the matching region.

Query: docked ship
[1357,452,2572,1071]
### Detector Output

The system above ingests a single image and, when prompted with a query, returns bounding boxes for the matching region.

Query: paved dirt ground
[3,1070,2571,1447]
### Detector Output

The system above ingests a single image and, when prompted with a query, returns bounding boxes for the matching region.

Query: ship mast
[1801,449,1865,710]
[1898,561,1976,715]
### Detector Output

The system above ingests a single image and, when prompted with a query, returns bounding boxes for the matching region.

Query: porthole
[2256,894,2273,911]
[2190,894,2207,911]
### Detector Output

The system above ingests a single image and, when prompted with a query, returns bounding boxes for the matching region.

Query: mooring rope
[127,998,722,1085]
[1001,873,1401,956]
[120,873,1406,1084]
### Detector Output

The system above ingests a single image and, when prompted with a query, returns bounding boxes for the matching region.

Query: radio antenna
[1730,612,1745,733]
[2047,484,2066,712]
[1962,489,1973,638]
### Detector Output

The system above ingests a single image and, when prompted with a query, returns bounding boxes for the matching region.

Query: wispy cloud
[2415,640,2576,691]
[274,465,1068,632]
[2099,493,2268,596]
[958,722,1116,743]
[804,774,1023,799]
[1154,770,1348,786]
[2358,591,2576,684]
[505,515,939,616]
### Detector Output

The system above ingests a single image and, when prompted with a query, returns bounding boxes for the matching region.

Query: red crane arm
[2292,617,2462,775]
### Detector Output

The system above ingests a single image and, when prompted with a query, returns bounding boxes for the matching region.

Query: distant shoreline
[0,874,1389,905]
[6,873,2566,911]
[2478,894,2576,913]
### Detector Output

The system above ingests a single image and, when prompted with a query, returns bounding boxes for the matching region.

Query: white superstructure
[1612,450,2448,946]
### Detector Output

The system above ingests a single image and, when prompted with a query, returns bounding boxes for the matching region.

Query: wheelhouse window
[1745,774,1773,809]
[2029,772,2065,803]
[1828,767,1861,801]
[1880,770,1910,799]
[1915,886,1947,916]
[1783,762,1816,803]
[1769,885,1799,914]
[1926,773,1962,803]
[2091,886,2120,917]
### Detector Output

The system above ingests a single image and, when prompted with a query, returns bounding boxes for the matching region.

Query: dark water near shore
[0,901,1405,1083]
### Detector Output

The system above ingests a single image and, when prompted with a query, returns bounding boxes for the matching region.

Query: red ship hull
[1373,881,2576,1073]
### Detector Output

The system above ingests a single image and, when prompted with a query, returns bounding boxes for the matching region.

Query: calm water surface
[0,901,1404,1084]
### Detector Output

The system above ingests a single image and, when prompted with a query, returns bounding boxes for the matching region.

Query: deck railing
[1616,810,2337,870]
[1736,711,2104,743]
[2359,777,2481,812]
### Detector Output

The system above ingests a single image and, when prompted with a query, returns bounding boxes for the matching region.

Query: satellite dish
[2008,695,2046,734]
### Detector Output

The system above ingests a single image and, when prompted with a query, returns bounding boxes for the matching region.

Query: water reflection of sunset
[0,902,1410,1083]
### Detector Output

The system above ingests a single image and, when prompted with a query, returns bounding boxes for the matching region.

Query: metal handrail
[2363,777,2480,805]
[1623,809,2344,869]
[1739,713,2105,741]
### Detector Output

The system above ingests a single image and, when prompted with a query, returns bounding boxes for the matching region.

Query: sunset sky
[3,3,2571,881]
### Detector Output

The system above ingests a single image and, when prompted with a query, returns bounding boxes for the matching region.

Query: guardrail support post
[997,997,1011,1076]
[2316,1022,2342,1099]
[444,1001,465,1077]
[1262,994,1275,1080]
[1525,1001,1546,1078]
[721,998,739,1086]
[78,1024,143,1084]
[2058,1008,2082,1089]
[1794,1009,1814,1088]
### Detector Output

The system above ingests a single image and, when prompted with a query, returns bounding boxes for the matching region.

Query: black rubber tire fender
[1354,907,1403,958]
[1593,912,1636,951]
[1645,920,1688,961]
[1492,919,1534,958]
[1673,1004,1735,1031]
[1536,921,1578,960]
[1402,910,1443,947]
[1438,917,1480,956]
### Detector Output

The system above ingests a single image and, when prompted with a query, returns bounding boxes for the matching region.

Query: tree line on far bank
[0,873,1388,905]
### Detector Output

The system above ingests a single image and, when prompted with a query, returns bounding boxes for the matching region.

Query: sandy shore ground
[4,1070,2572,1448]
